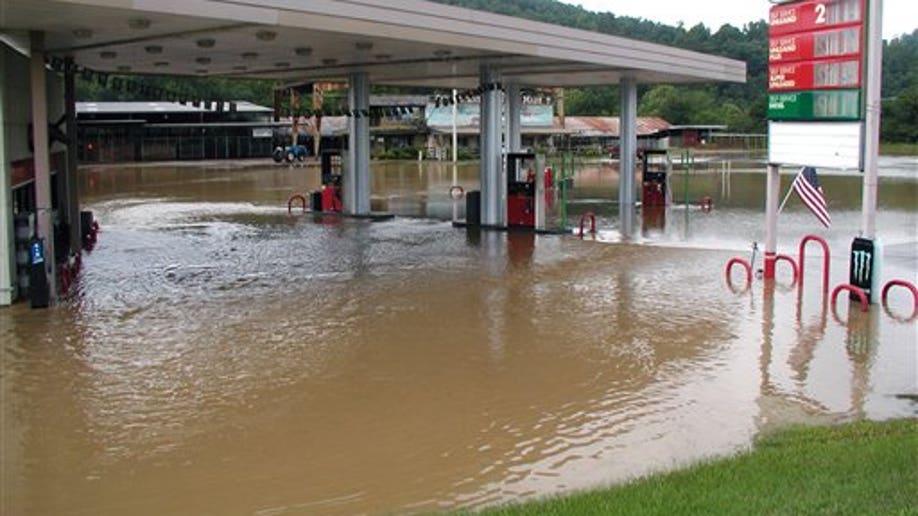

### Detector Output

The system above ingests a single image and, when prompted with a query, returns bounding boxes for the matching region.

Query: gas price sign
[767,0,865,121]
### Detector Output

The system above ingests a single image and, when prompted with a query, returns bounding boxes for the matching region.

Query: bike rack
[830,284,870,325]
[725,257,753,290]
[578,212,596,238]
[287,194,307,215]
[881,279,918,321]
[775,254,799,286]
[799,235,830,293]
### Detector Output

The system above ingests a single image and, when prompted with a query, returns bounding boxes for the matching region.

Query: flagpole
[764,163,781,280]
[777,166,801,214]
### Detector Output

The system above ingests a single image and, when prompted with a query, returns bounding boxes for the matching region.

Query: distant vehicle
[273,145,309,163]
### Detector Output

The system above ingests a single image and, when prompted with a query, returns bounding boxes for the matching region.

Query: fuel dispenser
[506,152,537,228]
[641,149,669,234]
[311,150,343,213]
[641,149,670,207]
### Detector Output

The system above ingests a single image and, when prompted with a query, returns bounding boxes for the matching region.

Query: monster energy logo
[851,250,872,285]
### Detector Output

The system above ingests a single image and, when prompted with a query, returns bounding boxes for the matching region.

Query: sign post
[766,0,880,296]
[856,0,883,302]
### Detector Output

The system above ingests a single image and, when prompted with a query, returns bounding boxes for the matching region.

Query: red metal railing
[799,235,830,293]
[725,257,753,290]
[775,254,799,286]
[881,279,918,321]
[579,212,596,238]
[831,283,869,314]
[287,194,307,215]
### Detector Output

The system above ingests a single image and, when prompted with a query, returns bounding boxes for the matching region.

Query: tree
[881,85,918,143]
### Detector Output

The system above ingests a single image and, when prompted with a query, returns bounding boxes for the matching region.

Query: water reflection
[1,158,915,515]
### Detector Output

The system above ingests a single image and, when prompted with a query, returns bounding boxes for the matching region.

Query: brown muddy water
[2,157,916,515]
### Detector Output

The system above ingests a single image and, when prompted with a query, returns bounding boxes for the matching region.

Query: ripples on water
[2,162,916,515]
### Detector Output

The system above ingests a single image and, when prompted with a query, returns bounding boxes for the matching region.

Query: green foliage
[77,75,276,106]
[473,419,918,516]
[373,146,424,160]
[883,30,918,99]
[881,85,918,143]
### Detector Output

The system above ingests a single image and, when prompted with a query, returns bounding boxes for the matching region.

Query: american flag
[793,167,831,228]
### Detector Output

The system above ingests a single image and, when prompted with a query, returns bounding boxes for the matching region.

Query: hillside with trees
[76,0,917,143]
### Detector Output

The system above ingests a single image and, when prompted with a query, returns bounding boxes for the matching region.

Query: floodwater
[2,156,916,515]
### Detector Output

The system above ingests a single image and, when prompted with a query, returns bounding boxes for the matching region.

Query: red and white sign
[769,58,861,92]
[769,26,862,63]
[769,0,864,37]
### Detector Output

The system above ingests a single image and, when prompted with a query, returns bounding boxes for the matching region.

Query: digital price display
[769,58,861,91]
[769,0,864,36]
[769,26,862,63]
[767,0,865,121]
[768,89,861,120]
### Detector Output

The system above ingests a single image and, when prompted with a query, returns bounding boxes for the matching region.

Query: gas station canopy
[1,0,746,88]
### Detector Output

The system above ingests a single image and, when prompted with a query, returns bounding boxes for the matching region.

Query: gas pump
[506,152,536,228]
[311,150,343,213]
[641,149,669,233]
[641,150,669,207]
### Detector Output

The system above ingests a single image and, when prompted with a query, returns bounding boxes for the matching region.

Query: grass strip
[473,419,918,516]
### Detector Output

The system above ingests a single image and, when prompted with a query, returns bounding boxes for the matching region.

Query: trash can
[465,190,481,227]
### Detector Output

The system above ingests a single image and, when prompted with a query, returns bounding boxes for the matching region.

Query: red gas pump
[506,152,536,228]
[641,150,669,207]
[312,150,343,213]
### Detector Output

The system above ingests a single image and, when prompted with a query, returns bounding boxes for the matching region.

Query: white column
[0,48,14,305]
[451,89,458,162]
[480,65,503,226]
[857,0,883,303]
[507,82,522,152]
[347,72,370,215]
[65,58,80,254]
[31,31,56,301]
[861,0,883,240]
[764,164,780,280]
[619,77,638,207]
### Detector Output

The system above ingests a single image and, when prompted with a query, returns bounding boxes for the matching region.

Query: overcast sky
[560,0,915,40]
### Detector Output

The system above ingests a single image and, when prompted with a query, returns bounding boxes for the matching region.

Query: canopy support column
[619,77,638,209]
[30,31,56,303]
[346,72,371,215]
[480,66,503,227]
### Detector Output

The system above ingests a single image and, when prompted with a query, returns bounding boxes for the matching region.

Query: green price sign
[768,89,861,121]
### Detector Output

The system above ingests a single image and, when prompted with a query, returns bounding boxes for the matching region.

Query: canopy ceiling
[1,0,746,89]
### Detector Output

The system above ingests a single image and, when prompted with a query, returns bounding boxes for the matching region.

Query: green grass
[880,142,918,156]
[473,419,918,516]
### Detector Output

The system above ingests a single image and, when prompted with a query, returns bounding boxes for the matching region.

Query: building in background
[77,97,692,163]
[77,101,275,162]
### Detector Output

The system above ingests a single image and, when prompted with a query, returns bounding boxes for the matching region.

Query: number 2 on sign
[815,3,827,24]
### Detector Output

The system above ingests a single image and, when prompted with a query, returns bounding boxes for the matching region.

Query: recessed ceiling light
[322,58,337,66]
[195,57,212,65]
[117,65,131,72]
[196,38,216,48]
[294,46,312,57]
[154,61,170,67]
[127,18,151,30]
[355,41,373,51]
[144,45,163,54]
[100,51,117,59]
[241,52,259,60]
[255,30,276,42]
[72,28,93,39]
[374,54,392,60]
